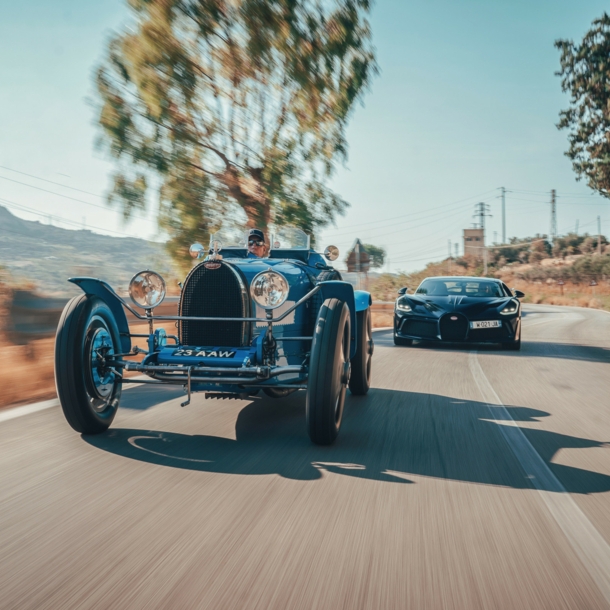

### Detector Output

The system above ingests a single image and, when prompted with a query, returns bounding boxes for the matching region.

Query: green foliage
[487,235,551,266]
[556,14,610,196]
[362,243,385,268]
[96,0,377,265]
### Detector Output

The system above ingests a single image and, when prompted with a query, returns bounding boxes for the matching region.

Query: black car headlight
[500,299,519,315]
[396,298,412,313]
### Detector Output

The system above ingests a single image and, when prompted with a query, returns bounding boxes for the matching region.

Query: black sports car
[393,276,524,350]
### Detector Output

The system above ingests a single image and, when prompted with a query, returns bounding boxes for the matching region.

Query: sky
[1,0,609,273]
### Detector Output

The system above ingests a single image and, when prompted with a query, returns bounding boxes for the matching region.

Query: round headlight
[250,270,289,309]
[129,270,166,309]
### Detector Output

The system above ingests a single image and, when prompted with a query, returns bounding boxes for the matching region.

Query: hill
[0,206,174,296]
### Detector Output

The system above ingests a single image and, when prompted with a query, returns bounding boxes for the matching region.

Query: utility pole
[550,189,557,242]
[454,242,459,259]
[575,219,579,235]
[474,202,492,275]
[448,240,452,274]
[501,186,506,243]
[355,240,361,290]
[493,231,498,244]
[598,215,602,255]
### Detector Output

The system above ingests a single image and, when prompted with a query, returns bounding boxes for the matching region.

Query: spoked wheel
[306,298,351,445]
[55,295,122,434]
[349,308,373,395]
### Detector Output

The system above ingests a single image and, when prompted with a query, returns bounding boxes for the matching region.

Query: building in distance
[463,228,484,258]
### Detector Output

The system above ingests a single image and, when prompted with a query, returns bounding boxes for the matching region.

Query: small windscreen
[416,279,504,298]
[209,229,247,251]
[271,227,310,251]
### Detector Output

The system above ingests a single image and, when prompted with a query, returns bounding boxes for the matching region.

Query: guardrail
[3,290,393,343]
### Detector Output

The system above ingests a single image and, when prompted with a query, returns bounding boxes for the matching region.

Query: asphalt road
[1,304,610,609]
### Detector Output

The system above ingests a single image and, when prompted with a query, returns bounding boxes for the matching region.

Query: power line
[0,174,152,220]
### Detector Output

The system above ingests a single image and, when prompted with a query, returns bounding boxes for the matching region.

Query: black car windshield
[416,279,504,298]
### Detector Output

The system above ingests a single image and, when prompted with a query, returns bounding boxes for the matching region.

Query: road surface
[1,304,610,609]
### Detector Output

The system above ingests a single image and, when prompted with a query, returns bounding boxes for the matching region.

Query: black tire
[393,333,413,346]
[263,388,297,398]
[55,295,122,434]
[349,308,373,395]
[306,298,351,445]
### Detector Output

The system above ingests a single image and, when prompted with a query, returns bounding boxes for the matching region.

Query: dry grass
[0,336,56,408]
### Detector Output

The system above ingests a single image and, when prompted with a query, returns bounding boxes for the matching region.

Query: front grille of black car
[401,319,438,339]
[439,313,468,341]
[179,262,249,347]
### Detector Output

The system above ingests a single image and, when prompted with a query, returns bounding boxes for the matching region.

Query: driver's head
[247,229,266,258]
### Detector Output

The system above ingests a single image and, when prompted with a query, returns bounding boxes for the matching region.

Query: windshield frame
[415,278,505,298]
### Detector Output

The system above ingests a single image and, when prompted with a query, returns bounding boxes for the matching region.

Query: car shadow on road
[84,388,610,494]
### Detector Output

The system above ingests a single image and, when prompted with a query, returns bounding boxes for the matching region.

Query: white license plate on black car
[470,320,501,329]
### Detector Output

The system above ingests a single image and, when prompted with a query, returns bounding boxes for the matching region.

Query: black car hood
[405,295,511,317]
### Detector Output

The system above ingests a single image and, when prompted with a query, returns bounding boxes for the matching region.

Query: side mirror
[398,287,408,295]
[324,245,339,261]
[514,290,525,298]
[189,243,205,259]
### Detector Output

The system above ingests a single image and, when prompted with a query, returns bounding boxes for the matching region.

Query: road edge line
[0,399,59,423]
[468,351,610,604]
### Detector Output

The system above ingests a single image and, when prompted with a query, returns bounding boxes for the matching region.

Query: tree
[96,0,377,265]
[556,14,610,196]
[362,243,385,268]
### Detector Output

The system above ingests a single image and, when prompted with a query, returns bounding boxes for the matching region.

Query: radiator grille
[179,262,248,346]
[439,313,468,342]
[401,319,438,339]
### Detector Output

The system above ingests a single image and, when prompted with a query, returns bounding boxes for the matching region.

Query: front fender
[354,290,372,312]
[68,277,131,352]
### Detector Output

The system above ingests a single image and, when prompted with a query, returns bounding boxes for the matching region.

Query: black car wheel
[306,298,351,445]
[55,295,122,434]
[393,333,413,346]
[349,308,373,395]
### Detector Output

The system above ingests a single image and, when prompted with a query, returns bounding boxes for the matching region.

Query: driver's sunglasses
[248,240,263,246]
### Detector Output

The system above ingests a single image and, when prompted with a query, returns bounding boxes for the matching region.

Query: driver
[247,229,267,258]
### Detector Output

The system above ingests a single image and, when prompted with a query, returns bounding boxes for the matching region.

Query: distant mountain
[0,206,174,296]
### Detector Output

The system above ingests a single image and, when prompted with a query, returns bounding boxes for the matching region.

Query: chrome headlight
[250,270,289,309]
[129,270,166,309]
[500,299,519,315]
[396,298,412,313]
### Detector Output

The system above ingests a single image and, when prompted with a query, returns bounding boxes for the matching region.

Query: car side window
[501,283,512,297]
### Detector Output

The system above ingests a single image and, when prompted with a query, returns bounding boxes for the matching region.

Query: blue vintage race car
[55,227,373,445]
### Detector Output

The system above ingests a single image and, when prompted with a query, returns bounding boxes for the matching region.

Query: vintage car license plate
[470,320,501,329]
[172,348,236,358]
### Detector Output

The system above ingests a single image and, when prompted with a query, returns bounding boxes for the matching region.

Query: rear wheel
[55,295,122,434]
[393,333,413,346]
[349,308,373,395]
[306,298,351,445]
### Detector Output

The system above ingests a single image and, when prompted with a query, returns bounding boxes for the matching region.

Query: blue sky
[1,0,609,271]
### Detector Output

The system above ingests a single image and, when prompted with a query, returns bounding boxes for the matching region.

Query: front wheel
[349,308,373,395]
[55,295,122,434]
[306,298,351,445]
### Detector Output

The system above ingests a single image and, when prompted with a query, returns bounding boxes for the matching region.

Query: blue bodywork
[70,248,371,395]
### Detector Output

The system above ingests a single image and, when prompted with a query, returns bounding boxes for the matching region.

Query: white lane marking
[469,351,610,604]
[0,377,147,424]
[0,399,59,423]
